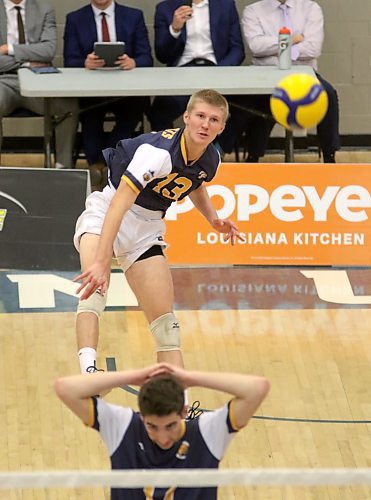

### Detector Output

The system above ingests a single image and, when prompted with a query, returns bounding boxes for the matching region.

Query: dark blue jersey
[89,398,239,500]
[102,128,221,213]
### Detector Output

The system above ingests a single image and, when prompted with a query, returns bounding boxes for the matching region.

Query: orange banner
[165,163,371,266]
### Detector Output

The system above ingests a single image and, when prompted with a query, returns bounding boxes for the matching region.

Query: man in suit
[64,0,153,185]
[218,0,340,163]
[0,0,78,168]
[149,0,245,131]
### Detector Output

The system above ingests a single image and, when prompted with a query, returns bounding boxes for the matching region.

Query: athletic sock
[78,347,97,373]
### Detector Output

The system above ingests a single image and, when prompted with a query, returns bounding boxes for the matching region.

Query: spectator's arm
[242,5,278,57]
[154,4,185,65]
[131,11,153,68]
[13,6,56,63]
[217,2,245,66]
[296,2,324,59]
[63,13,86,67]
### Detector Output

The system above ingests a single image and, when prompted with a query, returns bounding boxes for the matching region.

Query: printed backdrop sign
[0,168,89,270]
[164,163,371,266]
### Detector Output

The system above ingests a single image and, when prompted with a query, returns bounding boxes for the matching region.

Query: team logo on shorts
[197,170,207,180]
[143,169,155,182]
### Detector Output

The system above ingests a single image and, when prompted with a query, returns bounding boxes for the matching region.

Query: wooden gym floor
[0,152,370,499]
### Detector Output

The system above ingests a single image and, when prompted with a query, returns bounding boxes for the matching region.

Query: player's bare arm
[55,364,171,423]
[165,364,270,429]
[188,184,242,245]
[74,181,137,299]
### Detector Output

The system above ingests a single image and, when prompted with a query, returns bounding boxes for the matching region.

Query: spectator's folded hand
[116,54,136,71]
[85,51,106,70]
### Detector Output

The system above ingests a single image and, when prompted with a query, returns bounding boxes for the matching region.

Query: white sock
[78,347,97,373]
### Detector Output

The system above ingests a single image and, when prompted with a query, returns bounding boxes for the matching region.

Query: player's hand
[115,54,136,71]
[172,6,193,32]
[85,52,105,70]
[128,363,172,386]
[74,261,111,300]
[211,218,243,245]
[151,363,193,388]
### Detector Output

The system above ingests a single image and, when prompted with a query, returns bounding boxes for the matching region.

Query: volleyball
[270,73,328,130]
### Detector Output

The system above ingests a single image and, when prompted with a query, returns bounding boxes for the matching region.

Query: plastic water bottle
[278,27,291,70]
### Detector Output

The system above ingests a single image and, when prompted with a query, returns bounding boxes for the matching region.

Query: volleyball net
[2,468,371,491]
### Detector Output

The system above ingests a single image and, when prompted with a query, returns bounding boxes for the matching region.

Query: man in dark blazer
[0,0,78,168]
[149,0,245,131]
[64,0,153,182]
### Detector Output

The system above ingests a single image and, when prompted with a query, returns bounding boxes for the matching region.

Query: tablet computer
[94,42,125,67]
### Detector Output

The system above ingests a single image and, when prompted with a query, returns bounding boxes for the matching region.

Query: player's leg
[0,77,23,153]
[315,73,340,163]
[76,233,107,372]
[125,250,184,368]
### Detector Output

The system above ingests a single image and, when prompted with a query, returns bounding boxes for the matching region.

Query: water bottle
[278,27,291,70]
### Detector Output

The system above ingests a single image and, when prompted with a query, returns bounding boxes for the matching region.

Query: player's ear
[183,110,190,124]
[181,405,188,419]
[218,122,226,135]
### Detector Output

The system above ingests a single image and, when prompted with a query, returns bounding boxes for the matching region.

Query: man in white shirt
[0,0,78,168]
[149,0,245,131]
[219,0,340,163]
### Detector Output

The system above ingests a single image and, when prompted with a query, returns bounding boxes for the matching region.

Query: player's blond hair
[187,89,229,122]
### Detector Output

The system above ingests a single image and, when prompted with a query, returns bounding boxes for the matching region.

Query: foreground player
[73,89,241,374]
[55,362,270,499]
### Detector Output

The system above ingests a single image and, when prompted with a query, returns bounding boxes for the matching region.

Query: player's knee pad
[76,290,107,318]
[150,312,181,352]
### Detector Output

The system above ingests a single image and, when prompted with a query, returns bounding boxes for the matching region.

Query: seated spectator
[218,0,340,163]
[149,0,245,131]
[0,0,78,168]
[63,0,153,184]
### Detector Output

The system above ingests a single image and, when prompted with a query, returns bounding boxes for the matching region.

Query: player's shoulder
[134,128,181,149]
[199,143,221,174]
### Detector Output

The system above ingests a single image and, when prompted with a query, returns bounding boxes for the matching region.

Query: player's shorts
[74,185,168,272]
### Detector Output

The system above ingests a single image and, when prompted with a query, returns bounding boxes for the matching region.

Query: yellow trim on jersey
[122,174,140,194]
[181,131,206,166]
[228,398,242,431]
[180,133,188,164]
[84,397,95,427]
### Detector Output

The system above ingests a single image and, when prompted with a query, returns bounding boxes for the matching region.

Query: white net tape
[1,469,371,489]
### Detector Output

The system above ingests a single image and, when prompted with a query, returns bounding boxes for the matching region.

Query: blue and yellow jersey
[102,128,221,213]
[89,398,240,500]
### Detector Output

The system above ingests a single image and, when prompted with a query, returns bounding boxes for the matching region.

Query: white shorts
[74,185,168,272]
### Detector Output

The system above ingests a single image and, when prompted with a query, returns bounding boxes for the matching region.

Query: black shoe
[323,153,336,163]
[245,154,259,163]
[186,400,203,420]
[86,361,104,373]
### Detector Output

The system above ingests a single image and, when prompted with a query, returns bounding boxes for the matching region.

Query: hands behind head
[134,363,190,388]
[211,218,244,245]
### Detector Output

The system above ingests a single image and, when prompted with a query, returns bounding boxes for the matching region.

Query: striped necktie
[279,3,299,60]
